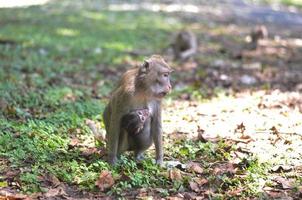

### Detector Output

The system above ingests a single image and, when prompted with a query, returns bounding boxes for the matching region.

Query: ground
[0,0,302,199]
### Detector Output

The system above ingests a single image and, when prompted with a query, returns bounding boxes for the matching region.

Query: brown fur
[103,55,172,165]
[118,55,171,95]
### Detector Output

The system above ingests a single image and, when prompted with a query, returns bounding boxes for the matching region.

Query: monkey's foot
[135,153,145,162]
[155,158,163,167]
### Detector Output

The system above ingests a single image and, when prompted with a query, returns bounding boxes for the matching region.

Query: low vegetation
[0,0,301,199]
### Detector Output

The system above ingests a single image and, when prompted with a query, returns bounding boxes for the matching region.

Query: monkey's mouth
[156,92,168,98]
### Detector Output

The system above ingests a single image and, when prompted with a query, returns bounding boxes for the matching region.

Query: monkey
[121,108,150,135]
[103,55,172,166]
[249,25,268,50]
[172,30,197,61]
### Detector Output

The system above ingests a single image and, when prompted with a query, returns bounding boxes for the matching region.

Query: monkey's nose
[167,84,172,91]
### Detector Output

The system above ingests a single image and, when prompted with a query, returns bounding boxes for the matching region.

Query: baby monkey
[121,109,150,135]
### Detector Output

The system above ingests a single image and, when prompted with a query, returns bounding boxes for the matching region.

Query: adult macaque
[249,25,268,49]
[172,30,197,61]
[103,55,172,165]
[121,108,150,135]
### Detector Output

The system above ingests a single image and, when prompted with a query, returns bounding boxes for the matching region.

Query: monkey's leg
[107,114,122,165]
[151,104,164,166]
[134,150,145,161]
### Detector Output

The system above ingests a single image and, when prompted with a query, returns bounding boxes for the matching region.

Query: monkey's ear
[140,60,150,73]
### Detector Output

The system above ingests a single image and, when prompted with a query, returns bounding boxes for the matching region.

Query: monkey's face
[121,109,150,134]
[137,56,173,99]
[150,70,172,99]
[137,109,149,123]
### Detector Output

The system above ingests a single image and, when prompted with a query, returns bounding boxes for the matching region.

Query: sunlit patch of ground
[163,89,302,166]
[0,0,50,8]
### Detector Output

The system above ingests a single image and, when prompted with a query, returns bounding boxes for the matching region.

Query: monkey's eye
[162,73,169,78]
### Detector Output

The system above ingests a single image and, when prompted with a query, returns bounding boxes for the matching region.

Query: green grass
[0,1,180,194]
[278,0,302,7]
[257,0,302,7]
[1,1,300,198]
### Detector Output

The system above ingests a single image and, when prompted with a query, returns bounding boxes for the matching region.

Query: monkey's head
[121,109,150,134]
[177,31,191,42]
[136,55,173,99]
[252,25,268,40]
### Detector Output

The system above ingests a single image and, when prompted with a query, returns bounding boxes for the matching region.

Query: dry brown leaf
[271,165,293,173]
[274,177,294,190]
[169,169,182,181]
[187,162,203,174]
[183,192,197,200]
[227,188,243,196]
[168,193,185,199]
[169,131,188,141]
[44,188,60,198]
[4,170,20,179]
[189,181,200,192]
[42,174,61,187]
[235,122,246,134]
[193,177,208,186]
[166,197,183,200]
[0,190,29,200]
[270,126,280,136]
[136,188,148,198]
[213,163,236,175]
[44,187,67,198]
[69,137,80,147]
[196,126,207,142]
[263,187,288,198]
[95,170,114,191]
[80,147,98,157]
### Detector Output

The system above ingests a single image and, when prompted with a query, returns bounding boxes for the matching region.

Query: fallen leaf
[166,196,183,200]
[270,126,280,136]
[193,177,208,186]
[183,192,197,200]
[95,170,114,191]
[38,173,61,188]
[44,186,67,198]
[196,126,207,142]
[170,193,185,199]
[0,189,31,200]
[213,163,236,175]
[274,177,294,190]
[169,169,182,181]
[4,170,20,179]
[136,188,148,198]
[187,162,203,174]
[235,122,246,134]
[227,188,243,196]
[80,147,98,157]
[44,188,60,198]
[271,165,293,173]
[69,137,80,147]
[189,181,200,192]
[263,186,287,198]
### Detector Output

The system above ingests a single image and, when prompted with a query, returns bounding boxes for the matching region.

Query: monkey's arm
[151,102,163,166]
[106,96,124,165]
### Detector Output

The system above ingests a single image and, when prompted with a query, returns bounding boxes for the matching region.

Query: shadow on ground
[0,0,301,199]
